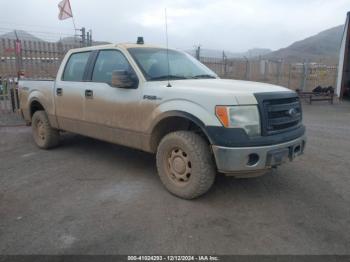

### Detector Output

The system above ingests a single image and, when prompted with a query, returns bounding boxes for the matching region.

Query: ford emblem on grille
[288,108,297,117]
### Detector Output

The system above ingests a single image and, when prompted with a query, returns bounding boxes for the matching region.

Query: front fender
[155,99,221,128]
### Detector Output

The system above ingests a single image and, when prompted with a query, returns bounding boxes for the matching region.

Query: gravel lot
[1,102,350,255]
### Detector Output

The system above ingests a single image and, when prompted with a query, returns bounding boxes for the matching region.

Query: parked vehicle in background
[18,42,306,199]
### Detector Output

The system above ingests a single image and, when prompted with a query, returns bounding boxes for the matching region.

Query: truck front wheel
[156,131,216,199]
[32,111,60,149]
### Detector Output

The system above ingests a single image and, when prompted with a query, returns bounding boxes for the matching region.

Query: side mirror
[111,70,138,89]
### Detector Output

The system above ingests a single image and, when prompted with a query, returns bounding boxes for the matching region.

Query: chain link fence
[200,57,338,92]
[0,39,340,125]
[0,38,80,79]
[0,79,23,126]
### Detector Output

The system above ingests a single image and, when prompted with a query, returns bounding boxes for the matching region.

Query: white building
[336,12,350,98]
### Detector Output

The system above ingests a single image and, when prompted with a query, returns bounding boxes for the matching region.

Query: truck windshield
[128,48,217,81]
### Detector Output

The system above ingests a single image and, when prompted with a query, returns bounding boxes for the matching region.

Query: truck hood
[164,78,293,105]
[170,78,290,94]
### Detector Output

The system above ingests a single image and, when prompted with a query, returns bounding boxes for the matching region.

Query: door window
[62,52,91,81]
[92,50,133,85]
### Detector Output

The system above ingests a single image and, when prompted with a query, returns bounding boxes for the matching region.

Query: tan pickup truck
[18,42,306,199]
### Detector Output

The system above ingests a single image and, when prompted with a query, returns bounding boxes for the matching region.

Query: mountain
[0,30,43,41]
[1,26,344,64]
[0,30,108,47]
[57,36,80,45]
[265,25,344,63]
[244,48,272,58]
[189,25,344,63]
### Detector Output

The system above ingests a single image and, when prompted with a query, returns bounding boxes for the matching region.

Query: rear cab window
[62,52,91,81]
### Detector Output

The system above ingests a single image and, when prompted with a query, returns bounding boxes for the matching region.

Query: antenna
[165,8,171,87]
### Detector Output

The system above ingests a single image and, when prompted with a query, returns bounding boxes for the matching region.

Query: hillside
[0,26,344,64]
[188,25,344,63]
[0,30,109,47]
[266,25,344,63]
[0,30,43,41]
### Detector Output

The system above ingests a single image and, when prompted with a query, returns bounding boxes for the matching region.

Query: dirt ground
[0,101,350,255]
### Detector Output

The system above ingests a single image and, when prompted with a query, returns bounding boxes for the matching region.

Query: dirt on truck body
[19,41,306,199]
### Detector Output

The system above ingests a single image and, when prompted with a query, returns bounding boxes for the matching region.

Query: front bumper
[212,135,306,174]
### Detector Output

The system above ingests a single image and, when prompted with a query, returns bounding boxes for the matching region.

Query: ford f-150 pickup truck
[18,42,306,199]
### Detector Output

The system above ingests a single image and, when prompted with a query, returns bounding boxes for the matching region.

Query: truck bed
[18,79,56,123]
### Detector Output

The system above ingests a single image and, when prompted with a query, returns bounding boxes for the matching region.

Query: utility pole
[79,27,86,47]
[86,31,90,46]
[195,45,201,60]
[89,29,93,46]
[13,30,22,79]
[77,27,92,46]
[222,51,227,77]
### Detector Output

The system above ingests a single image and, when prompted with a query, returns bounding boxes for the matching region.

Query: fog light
[247,153,259,166]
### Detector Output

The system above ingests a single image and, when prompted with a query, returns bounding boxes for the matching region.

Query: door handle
[85,89,93,98]
[56,88,63,96]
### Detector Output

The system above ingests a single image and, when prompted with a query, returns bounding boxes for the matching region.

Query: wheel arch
[29,98,46,119]
[149,111,214,153]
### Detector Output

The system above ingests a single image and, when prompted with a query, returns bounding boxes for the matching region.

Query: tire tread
[156,131,216,199]
[32,111,60,149]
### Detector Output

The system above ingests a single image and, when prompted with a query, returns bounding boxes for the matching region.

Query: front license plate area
[266,148,290,167]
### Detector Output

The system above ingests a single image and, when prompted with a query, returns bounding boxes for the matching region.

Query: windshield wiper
[149,75,188,81]
[191,74,216,79]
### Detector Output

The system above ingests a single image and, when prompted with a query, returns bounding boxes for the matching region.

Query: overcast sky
[0,0,349,52]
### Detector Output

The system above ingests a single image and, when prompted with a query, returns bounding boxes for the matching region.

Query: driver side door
[80,49,149,149]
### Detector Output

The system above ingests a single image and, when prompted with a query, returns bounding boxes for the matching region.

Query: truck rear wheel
[32,110,60,149]
[156,131,216,199]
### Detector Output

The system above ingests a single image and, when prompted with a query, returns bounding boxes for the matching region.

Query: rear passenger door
[55,51,91,133]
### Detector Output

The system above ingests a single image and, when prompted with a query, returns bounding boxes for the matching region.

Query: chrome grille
[263,96,302,135]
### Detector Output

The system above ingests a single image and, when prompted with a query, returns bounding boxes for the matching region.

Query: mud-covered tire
[31,110,60,149]
[156,131,216,199]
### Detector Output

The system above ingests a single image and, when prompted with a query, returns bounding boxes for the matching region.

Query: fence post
[2,39,8,76]
[301,61,308,91]
[14,39,23,78]
[195,45,201,60]
[28,41,33,78]
[287,64,292,89]
[57,41,64,61]
[277,59,283,85]
[8,39,15,76]
[14,81,19,111]
[245,58,250,80]
[264,60,269,81]
[222,51,227,77]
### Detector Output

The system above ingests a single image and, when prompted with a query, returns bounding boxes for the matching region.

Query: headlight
[215,105,261,136]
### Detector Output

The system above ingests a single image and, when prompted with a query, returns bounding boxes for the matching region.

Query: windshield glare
[128,48,217,81]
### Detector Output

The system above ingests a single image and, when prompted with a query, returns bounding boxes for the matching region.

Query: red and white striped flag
[58,0,73,20]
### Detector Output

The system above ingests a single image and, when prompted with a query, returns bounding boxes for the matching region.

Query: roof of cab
[68,43,167,53]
